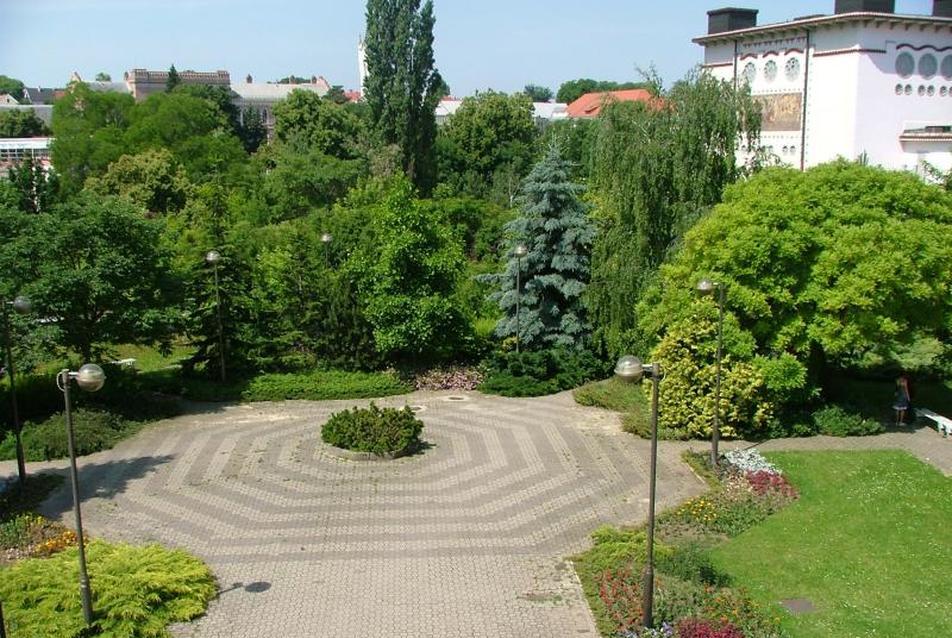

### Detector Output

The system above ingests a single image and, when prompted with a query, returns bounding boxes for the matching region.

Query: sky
[0,0,936,96]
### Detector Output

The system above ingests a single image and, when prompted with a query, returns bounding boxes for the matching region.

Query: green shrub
[479,348,608,397]
[0,540,216,638]
[0,409,135,462]
[656,541,729,587]
[812,404,885,437]
[321,403,424,456]
[573,378,647,412]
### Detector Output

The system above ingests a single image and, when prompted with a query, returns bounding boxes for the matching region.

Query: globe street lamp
[614,355,662,630]
[2,294,32,488]
[205,250,226,383]
[513,244,528,354]
[321,233,333,268]
[697,278,725,466]
[56,363,106,627]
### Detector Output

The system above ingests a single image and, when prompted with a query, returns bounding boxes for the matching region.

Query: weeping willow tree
[587,69,762,357]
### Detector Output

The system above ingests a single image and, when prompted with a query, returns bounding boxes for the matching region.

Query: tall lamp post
[56,363,106,627]
[205,250,226,383]
[513,244,527,354]
[697,279,725,466]
[321,233,333,268]
[2,295,31,487]
[614,354,662,630]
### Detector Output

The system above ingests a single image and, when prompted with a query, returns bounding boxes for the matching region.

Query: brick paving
[4,391,704,638]
[4,392,949,637]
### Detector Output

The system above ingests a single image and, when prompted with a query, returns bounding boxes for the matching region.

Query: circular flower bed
[320,403,424,458]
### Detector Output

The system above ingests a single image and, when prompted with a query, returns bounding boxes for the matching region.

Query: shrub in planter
[321,403,424,456]
[0,540,216,638]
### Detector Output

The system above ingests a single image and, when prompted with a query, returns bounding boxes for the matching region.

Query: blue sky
[0,0,935,95]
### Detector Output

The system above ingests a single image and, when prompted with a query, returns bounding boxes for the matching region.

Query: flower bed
[575,449,796,637]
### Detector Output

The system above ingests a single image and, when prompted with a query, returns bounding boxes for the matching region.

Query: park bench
[111,358,137,369]
[915,408,952,438]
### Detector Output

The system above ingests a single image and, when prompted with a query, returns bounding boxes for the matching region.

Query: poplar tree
[363,0,442,194]
[483,146,595,350]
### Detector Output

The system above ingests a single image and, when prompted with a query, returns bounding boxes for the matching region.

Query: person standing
[893,373,911,426]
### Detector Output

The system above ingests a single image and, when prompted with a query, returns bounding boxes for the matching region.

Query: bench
[111,358,137,369]
[915,408,952,438]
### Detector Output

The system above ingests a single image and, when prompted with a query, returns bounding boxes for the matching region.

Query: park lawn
[710,450,952,638]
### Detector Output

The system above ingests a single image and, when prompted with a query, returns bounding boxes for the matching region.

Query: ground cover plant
[0,540,217,638]
[710,450,952,638]
[321,403,424,456]
[574,449,794,637]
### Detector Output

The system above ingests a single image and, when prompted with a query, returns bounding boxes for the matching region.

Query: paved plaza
[5,391,950,637]
[16,392,706,638]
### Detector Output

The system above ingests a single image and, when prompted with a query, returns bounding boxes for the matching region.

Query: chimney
[935,0,952,17]
[246,74,253,83]
[834,0,895,14]
[707,7,758,34]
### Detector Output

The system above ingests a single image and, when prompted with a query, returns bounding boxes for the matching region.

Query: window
[785,58,801,81]
[919,54,938,79]
[941,55,952,81]
[895,83,904,95]
[918,85,926,96]
[764,60,778,82]
[743,62,756,84]
[895,52,915,78]
[927,85,935,97]
[904,84,913,95]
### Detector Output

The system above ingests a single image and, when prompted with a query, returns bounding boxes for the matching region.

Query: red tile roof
[566,89,657,118]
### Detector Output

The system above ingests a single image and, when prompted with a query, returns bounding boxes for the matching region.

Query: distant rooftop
[566,89,656,118]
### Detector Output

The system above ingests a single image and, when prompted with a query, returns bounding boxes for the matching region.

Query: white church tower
[357,37,368,95]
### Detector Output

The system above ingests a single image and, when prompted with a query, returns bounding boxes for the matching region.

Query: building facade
[695,0,952,173]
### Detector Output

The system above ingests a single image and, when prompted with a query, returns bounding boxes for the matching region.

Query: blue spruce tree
[483,146,595,350]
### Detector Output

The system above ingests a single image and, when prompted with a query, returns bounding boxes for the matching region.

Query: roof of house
[22,88,64,105]
[694,11,952,45]
[86,81,131,94]
[566,89,656,118]
[231,82,328,101]
[0,105,54,127]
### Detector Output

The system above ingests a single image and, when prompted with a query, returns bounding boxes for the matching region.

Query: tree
[349,179,472,361]
[166,65,181,92]
[326,85,350,104]
[523,84,553,102]
[540,118,598,181]
[272,90,364,159]
[277,75,310,85]
[84,148,192,215]
[436,91,538,202]
[22,194,177,361]
[95,72,112,82]
[482,146,595,350]
[259,143,365,219]
[0,109,50,137]
[587,69,761,356]
[7,158,60,214]
[238,107,267,153]
[0,75,24,98]
[364,0,443,194]
[556,78,655,104]
[638,161,952,404]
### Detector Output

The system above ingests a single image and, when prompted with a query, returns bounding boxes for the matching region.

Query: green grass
[710,450,952,638]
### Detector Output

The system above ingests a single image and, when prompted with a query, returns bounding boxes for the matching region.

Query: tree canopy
[523,84,553,102]
[0,75,25,98]
[556,78,655,104]
[0,109,50,137]
[364,0,443,194]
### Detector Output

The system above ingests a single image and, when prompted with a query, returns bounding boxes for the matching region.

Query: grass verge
[710,450,952,638]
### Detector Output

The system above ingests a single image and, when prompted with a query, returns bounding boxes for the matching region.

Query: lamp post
[321,233,332,268]
[2,295,31,488]
[697,279,725,466]
[614,354,661,630]
[56,363,106,627]
[513,244,527,354]
[205,250,226,383]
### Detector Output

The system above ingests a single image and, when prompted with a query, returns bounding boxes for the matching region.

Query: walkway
[8,392,704,638]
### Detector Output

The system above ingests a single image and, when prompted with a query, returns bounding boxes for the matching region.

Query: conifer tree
[483,146,595,350]
[166,65,180,92]
[363,0,442,194]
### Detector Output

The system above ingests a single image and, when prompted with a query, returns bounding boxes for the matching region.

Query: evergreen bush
[0,409,136,462]
[478,349,608,397]
[321,403,424,456]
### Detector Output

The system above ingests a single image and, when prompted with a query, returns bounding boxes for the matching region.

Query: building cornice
[694,12,952,45]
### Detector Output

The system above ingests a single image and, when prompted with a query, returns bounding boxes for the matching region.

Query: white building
[435,98,568,126]
[0,137,52,177]
[695,0,952,173]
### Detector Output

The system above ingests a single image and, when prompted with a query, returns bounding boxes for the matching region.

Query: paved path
[6,392,705,638]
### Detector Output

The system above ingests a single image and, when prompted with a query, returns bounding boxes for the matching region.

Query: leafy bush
[812,404,884,437]
[574,378,648,413]
[479,348,609,397]
[321,403,424,456]
[0,409,137,462]
[0,540,216,638]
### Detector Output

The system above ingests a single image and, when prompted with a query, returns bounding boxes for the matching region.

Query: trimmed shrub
[321,403,424,456]
[0,409,136,462]
[479,348,608,397]
[574,378,648,413]
[812,405,884,437]
[0,540,216,638]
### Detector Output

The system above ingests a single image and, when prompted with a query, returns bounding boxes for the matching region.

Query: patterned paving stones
[12,391,705,638]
